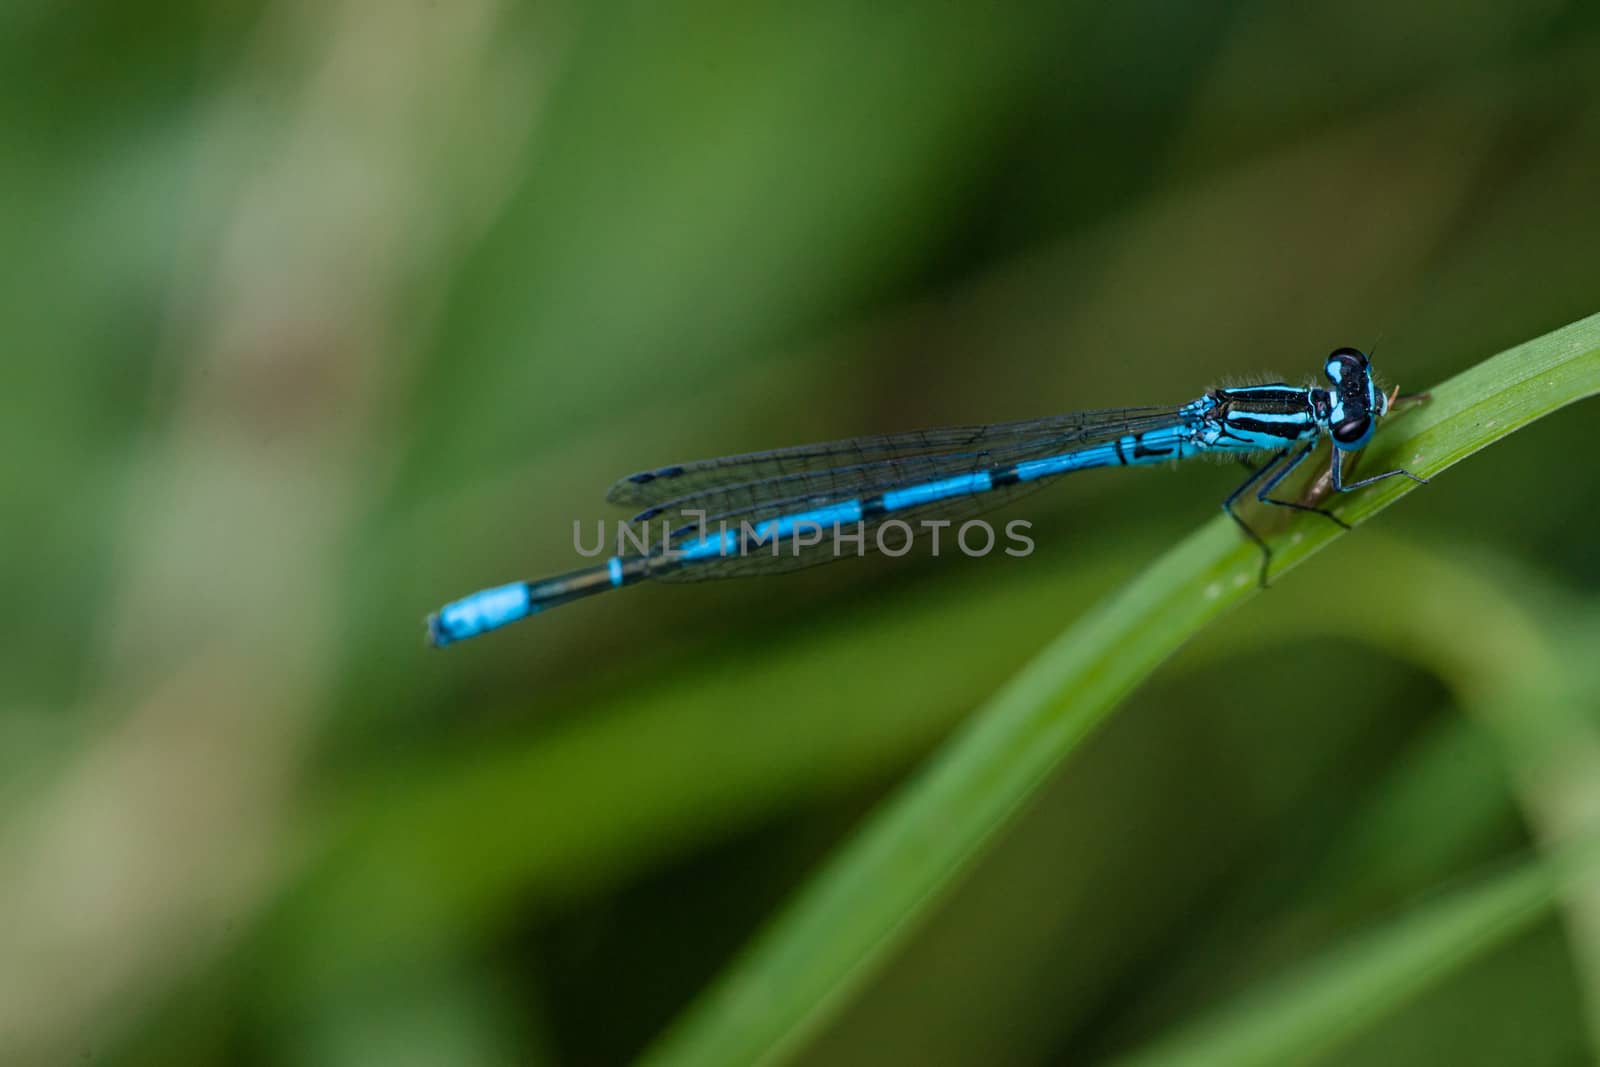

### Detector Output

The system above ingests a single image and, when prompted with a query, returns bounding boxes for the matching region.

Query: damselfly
[427,348,1426,647]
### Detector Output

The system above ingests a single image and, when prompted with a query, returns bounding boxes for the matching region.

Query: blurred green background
[4,1,1600,1064]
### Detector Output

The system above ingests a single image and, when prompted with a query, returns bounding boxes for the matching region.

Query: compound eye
[1324,347,1369,384]
[1333,415,1373,447]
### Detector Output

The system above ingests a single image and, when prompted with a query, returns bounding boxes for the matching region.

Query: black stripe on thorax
[1212,386,1313,416]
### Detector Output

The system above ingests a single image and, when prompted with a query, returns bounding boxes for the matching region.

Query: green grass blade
[1107,839,1600,1067]
[639,311,1600,1067]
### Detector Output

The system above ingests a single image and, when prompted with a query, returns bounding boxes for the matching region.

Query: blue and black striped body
[428,348,1420,646]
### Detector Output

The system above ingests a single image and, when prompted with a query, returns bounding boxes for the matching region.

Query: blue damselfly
[427,348,1425,646]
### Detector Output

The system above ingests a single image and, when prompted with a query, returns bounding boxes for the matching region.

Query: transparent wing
[604,406,1171,511]
[607,406,1179,519]
[614,405,1194,583]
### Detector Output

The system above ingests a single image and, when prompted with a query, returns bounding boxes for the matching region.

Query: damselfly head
[1323,347,1381,450]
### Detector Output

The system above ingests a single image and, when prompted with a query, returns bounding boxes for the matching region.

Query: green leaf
[639,311,1600,1067]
